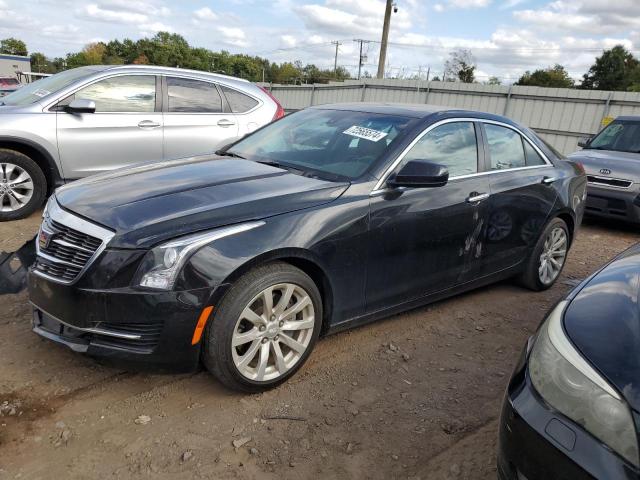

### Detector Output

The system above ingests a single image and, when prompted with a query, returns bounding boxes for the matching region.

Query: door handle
[217,119,236,128]
[542,176,557,185]
[138,120,161,129]
[466,192,490,203]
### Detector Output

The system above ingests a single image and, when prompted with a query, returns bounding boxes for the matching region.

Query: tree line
[439,45,640,91]
[0,33,350,85]
[1,33,639,91]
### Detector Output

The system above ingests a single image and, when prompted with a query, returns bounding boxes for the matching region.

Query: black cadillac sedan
[28,104,586,392]
[499,244,640,479]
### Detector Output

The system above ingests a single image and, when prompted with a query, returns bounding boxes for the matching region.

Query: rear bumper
[584,185,640,223]
[28,269,217,373]
[498,343,640,480]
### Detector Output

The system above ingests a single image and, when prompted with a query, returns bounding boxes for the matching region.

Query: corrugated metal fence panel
[262,81,640,154]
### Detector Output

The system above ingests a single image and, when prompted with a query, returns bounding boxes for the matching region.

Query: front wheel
[519,217,569,291]
[0,149,47,221]
[202,262,322,392]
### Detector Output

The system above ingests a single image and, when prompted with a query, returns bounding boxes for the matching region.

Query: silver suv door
[56,74,162,178]
[162,76,239,159]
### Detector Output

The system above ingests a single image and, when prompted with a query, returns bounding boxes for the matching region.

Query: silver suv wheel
[0,162,34,212]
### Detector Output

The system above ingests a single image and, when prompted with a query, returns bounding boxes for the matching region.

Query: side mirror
[387,160,449,188]
[66,99,96,114]
[577,136,592,148]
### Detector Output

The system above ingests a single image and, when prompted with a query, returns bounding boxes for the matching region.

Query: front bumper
[498,344,640,480]
[584,185,640,223]
[28,270,216,373]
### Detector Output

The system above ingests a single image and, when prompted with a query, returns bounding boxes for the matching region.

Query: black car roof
[311,102,519,125]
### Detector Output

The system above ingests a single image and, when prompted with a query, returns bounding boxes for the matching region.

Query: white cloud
[194,7,218,21]
[448,0,492,7]
[217,26,249,47]
[434,3,445,12]
[280,34,296,47]
[514,0,640,34]
[294,0,412,37]
[83,4,147,24]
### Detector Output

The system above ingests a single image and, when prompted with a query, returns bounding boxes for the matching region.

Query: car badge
[599,168,611,175]
[38,227,53,250]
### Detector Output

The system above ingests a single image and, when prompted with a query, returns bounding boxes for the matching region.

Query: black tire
[202,262,322,393]
[0,149,47,221]
[518,217,569,291]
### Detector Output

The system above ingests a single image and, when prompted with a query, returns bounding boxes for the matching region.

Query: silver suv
[0,65,284,220]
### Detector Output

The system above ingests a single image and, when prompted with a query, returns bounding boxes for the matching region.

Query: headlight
[529,301,639,467]
[136,221,264,290]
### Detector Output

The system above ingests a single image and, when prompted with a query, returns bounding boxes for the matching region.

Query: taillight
[258,86,285,121]
[575,161,585,175]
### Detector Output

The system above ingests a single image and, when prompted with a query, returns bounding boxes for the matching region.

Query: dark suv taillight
[258,86,285,121]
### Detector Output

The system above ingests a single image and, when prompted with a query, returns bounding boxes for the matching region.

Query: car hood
[567,149,640,180]
[54,155,349,249]
[563,244,640,412]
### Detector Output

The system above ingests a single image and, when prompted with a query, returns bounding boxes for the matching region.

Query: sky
[0,0,639,83]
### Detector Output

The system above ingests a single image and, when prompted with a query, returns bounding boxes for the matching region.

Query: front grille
[587,175,633,189]
[34,198,113,284]
[35,257,82,282]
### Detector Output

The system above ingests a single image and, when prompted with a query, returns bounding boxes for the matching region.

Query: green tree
[0,37,27,56]
[515,64,574,88]
[444,49,476,83]
[486,76,502,85]
[581,45,639,91]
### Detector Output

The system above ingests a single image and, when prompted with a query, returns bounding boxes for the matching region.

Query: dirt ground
[0,214,637,480]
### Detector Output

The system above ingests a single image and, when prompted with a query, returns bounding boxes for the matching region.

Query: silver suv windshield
[0,66,108,107]
[588,120,640,154]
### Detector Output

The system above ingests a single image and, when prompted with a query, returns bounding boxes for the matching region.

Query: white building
[0,54,30,79]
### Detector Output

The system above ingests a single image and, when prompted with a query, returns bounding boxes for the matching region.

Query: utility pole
[377,0,395,79]
[354,39,370,80]
[331,41,342,75]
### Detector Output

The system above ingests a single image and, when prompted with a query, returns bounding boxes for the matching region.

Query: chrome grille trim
[33,197,115,285]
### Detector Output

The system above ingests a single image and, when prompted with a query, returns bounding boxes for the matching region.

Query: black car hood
[563,244,640,412]
[55,156,348,249]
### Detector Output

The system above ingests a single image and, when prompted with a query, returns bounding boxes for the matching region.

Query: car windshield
[0,67,107,106]
[587,120,640,154]
[227,108,415,180]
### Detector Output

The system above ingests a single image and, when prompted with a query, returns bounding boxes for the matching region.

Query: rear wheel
[519,217,569,291]
[202,262,322,392]
[0,149,46,221]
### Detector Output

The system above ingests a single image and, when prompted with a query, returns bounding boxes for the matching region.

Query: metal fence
[259,79,640,155]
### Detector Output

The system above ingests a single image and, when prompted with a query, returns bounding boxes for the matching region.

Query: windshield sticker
[343,125,388,142]
[32,89,51,98]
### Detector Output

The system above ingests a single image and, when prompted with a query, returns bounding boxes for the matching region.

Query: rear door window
[485,124,526,170]
[221,86,258,113]
[167,77,223,113]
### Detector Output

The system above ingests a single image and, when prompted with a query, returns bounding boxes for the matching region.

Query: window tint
[73,75,155,112]
[221,86,258,113]
[485,124,526,170]
[403,122,478,177]
[227,108,413,180]
[523,140,546,166]
[167,77,222,113]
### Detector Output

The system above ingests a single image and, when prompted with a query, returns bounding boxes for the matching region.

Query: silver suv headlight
[529,301,639,467]
[136,221,264,290]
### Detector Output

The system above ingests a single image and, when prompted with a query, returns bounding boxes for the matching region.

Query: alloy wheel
[538,226,567,285]
[0,163,34,212]
[231,283,315,382]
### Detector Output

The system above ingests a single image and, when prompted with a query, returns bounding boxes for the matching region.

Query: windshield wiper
[215,149,245,159]
[255,159,306,175]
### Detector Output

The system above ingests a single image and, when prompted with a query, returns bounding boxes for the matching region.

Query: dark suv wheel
[203,262,322,392]
[0,149,46,221]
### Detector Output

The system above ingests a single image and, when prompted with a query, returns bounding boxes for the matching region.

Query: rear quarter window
[221,86,259,113]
